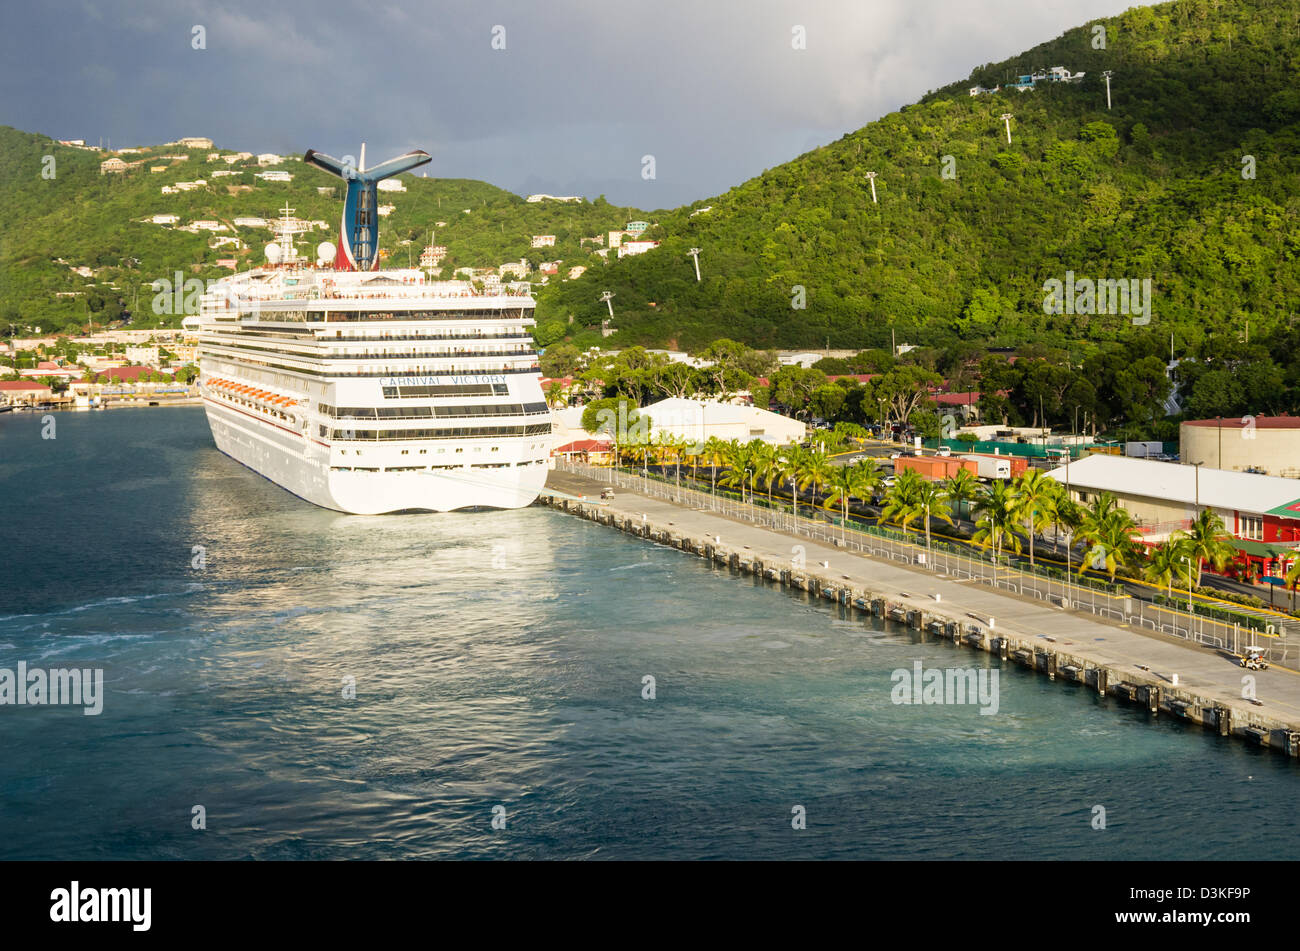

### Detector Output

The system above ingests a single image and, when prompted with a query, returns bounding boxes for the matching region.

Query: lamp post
[1064,448,1072,606]
[1217,416,1222,468]
[1190,460,1204,517]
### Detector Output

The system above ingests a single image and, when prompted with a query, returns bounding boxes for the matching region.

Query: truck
[895,456,978,481]
[960,454,1012,480]
[1125,440,1163,459]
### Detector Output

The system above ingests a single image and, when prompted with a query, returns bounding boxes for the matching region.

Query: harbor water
[0,406,1296,859]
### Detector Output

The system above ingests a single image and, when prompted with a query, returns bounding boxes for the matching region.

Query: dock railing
[554,460,1295,669]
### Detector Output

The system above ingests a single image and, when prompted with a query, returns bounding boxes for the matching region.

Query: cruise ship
[196,146,551,514]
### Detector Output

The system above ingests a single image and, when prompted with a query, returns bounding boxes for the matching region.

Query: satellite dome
[317,242,336,265]
[265,243,283,264]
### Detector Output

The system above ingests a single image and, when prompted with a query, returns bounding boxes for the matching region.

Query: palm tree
[751,442,782,510]
[945,467,980,522]
[1285,557,1300,612]
[1078,508,1141,583]
[1143,536,1193,601]
[779,445,808,518]
[718,441,752,502]
[797,447,835,518]
[822,460,882,542]
[972,481,1022,562]
[1183,508,1236,587]
[1011,469,1056,568]
[702,436,725,493]
[913,480,954,556]
[879,469,926,538]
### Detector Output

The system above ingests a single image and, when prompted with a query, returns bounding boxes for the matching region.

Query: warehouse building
[1044,455,1300,576]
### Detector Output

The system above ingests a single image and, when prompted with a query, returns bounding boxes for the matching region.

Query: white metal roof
[1043,455,1300,517]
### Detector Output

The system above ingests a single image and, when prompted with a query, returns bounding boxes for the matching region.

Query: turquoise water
[0,407,1297,859]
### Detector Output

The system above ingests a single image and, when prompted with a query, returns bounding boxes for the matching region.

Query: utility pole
[1000,113,1014,144]
[865,171,878,204]
[687,247,702,282]
[1102,70,1114,110]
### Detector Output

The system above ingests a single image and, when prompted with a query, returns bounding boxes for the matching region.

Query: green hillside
[0,127,649,334]
[538,0,1300,352]
[5,0,1300,359]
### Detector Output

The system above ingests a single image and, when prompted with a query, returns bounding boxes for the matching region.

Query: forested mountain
[539,0,1300,352]
[4,0,1299,359]
[0,126,649,334]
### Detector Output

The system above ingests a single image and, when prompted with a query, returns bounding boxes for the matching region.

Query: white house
[617,240,659,258]
[233,217,266,228]
[150,214,180,225]
[530,235,556,248]
[377,178,406,192]
[642,398,806,446]
[256,170,292,182]
[257,153,283,166]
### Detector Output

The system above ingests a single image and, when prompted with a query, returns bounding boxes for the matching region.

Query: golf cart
[1239,647,1269,671]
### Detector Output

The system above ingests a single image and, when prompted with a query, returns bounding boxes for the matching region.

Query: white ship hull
[205,398,548,514]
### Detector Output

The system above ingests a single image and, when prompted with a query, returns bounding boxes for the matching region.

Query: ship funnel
[304,146,431,270]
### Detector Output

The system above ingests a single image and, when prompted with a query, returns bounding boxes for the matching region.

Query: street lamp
[1190,460,1204,517]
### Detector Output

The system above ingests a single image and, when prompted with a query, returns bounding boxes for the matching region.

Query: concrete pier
[541,469,1300,758]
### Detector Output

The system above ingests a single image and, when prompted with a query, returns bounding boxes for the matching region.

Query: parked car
[936,446,951,457]
[601,488,615,500]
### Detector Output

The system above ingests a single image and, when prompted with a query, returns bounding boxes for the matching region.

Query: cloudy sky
[1,0,1147,209]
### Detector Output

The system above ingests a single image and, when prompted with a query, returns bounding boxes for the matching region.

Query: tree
[1077,500,1141,583]
[1144,537,1194,602]
[701,436,725,493]
[945,467,980,521]
[879,469,927,538]
[751,441,782,509]
[875,365,942,424]
[1183,509,1236,586]
[822,459,882,541]
[796,447,835,517]
[911,479,954,556]
[972,481,1021,562]
[778,445,808,516]
[1011,469,1056,567]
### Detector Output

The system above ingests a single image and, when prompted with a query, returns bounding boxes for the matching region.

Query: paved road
[546,468,1300,729]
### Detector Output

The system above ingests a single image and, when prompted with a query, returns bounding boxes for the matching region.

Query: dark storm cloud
[1,0,1143,208]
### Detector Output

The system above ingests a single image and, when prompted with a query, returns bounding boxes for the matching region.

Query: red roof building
[552,438,613,463]
[0,381,53,405]
[98,365,169,382]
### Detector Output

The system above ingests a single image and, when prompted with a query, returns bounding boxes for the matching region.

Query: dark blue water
[1,407,1297,859]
